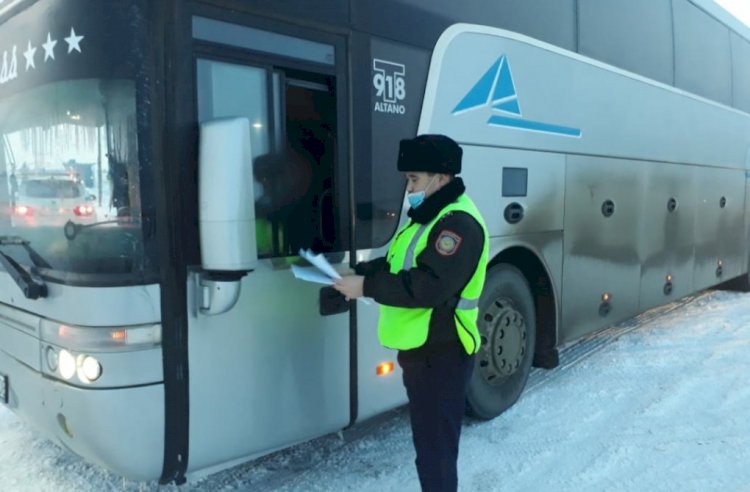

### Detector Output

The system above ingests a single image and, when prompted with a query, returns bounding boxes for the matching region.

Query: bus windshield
[0,78,151,282]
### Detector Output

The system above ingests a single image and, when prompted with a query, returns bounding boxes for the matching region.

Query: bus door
[187,21,350,472]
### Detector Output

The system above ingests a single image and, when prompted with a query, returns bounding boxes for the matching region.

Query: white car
[13,175,96,227]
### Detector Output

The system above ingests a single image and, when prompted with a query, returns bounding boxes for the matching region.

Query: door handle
[319,286,350,316]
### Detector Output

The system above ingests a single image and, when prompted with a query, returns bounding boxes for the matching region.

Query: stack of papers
[291,249,341,285]
[292,249,372,304]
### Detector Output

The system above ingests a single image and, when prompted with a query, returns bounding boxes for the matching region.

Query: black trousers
[398,345,475,492]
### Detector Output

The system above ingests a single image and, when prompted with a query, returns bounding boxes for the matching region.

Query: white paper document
[298,249,342,281]
[290,264,335,285]
[294,248,372,304]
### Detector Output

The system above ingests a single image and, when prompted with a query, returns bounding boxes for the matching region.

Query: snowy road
[2,290,750,491]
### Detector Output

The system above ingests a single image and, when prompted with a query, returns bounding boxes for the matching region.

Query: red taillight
[74,204,94,216]
[14,205,32,216]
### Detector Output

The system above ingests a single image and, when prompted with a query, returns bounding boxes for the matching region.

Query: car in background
[12,173,97,227]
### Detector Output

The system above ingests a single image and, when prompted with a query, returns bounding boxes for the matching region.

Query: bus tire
[466,263,536,420]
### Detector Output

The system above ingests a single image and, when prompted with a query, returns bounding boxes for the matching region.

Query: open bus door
[186,22,351,474]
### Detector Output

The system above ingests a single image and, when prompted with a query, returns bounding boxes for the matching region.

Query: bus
[1,0,750,484]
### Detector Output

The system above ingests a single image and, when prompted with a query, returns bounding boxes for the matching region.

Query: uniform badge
[435,230,462,256]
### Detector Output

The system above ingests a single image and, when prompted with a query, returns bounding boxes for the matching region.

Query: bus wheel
[466,264,536,420]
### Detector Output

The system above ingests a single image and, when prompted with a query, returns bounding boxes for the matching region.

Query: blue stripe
[487,115,582,137]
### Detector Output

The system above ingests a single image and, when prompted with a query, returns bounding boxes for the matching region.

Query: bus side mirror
[198,117,258,273]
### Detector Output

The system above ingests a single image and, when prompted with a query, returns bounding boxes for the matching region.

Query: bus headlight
[77,355,102,383]
[45,346,59,372]
[58,350,76,380]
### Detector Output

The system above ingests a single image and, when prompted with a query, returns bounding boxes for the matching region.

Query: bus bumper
[0,349,165,481]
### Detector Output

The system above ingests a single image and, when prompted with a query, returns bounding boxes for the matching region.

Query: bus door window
[197,58,342,258]
[196,59,273,254]
[194,18,346,258]
[281,76,337,255]
[248,71,339,257]
[253,74,340,257]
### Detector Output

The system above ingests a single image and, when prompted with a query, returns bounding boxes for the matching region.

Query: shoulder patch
[435,230,462,256]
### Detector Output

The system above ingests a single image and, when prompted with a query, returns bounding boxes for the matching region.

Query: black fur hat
[397,134,462,174]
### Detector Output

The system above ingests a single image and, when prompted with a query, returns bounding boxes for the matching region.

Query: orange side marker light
[376,361,395,376]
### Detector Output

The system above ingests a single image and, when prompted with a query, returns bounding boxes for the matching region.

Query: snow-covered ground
[2,289,750,491]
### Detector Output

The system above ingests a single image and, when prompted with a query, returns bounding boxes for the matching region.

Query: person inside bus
[107,155,130,216]
[334,134,488,492]
[252,147,312,256]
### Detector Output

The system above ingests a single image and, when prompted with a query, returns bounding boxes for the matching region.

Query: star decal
[42,32,57,61]
[23,41,36,70]
[64,27,84,54]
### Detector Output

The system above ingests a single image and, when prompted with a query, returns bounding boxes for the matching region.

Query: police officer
[334,134,488,492]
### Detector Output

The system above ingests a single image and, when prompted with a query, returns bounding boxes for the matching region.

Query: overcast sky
[715,0,750,26]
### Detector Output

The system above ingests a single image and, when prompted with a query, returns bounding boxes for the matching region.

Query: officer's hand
[333,275,364,300]
[335,266,355,277]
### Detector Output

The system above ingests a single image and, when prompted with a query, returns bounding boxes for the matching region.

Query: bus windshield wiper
[0,236,49,300]
[0,235,52,269]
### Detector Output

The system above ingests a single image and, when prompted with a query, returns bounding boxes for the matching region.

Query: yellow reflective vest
[378,194,489,354]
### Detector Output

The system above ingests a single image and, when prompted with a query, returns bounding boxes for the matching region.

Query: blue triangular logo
[451,53,582,138]
[452,56,504,114]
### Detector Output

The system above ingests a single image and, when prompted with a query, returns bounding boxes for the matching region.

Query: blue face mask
[406,176,437,209]
[406,190,426,208]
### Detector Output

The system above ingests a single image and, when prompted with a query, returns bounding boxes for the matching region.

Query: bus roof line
[419,22,750,137]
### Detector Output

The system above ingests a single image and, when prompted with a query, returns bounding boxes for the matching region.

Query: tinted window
[353,37,429,249]
[352,0,576,51]
[21,179,83,199]
[731,33,750,113]
[579,0,674,85]
[197,57,344,258]
[673,0,732,105]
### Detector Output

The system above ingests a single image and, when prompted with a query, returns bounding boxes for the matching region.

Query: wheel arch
[489,246,559,368]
